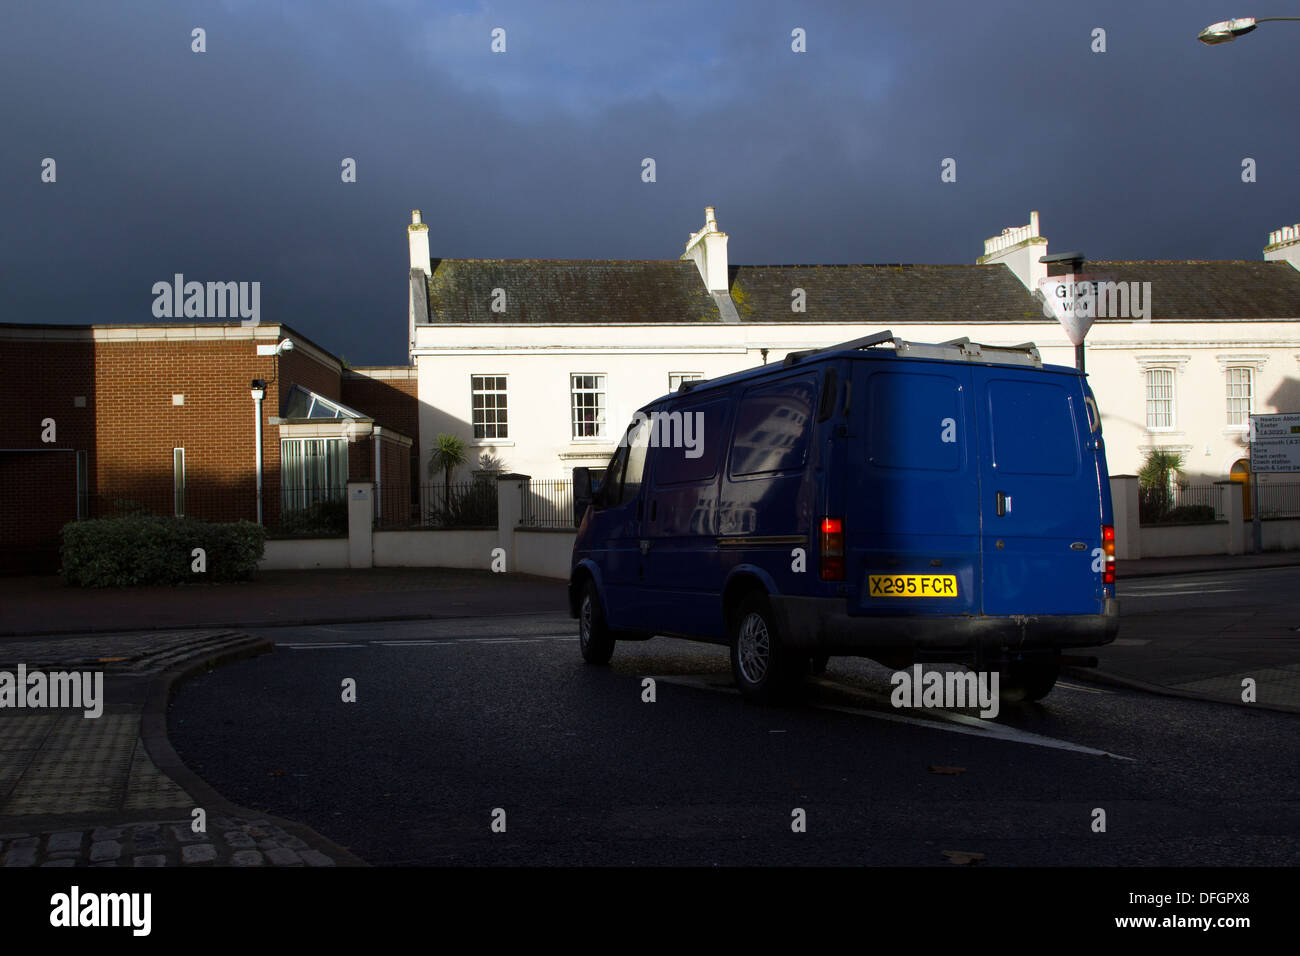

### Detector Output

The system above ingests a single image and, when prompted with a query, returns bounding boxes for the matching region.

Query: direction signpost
[1247,413,1300,551]
[1037,274,1097,372]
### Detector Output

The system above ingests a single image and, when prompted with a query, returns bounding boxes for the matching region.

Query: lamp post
[251,379,266,524]
[1198,16,1300,44]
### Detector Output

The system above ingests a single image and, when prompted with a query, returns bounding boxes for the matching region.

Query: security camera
[277,339,294,353]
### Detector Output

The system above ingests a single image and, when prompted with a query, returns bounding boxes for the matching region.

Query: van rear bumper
[768,596,1120,660]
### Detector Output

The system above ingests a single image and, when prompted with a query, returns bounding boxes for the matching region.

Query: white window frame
[570,373,607,441]
[1224,367,1254,428]
[173,448,186,517]
[470,374,509,441]
[668,372,705,392]
[1144,368,1176,431]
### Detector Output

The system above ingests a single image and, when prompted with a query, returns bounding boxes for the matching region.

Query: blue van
[568,332,1119,703]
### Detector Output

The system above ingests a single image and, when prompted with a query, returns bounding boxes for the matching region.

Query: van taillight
[820,517,845,581]
[1102,525,1116,585]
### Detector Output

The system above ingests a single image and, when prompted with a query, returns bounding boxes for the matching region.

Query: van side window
[621,418,650,505]
[729,377,817,477]
[653,400,728,486]
[599,440,629,507]
[868,372,963,472]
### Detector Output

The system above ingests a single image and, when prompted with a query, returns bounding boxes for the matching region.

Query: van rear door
[972,366,1103,616]
[847,363,982,617]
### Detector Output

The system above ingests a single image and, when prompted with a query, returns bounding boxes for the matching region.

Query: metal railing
[388,481,499,529]
[521,479,576,529]
[1252,480,1300,519]
[1141,479,1300,523]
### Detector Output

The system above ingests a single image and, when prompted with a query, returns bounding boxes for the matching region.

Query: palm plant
[1138,448,1184,522]
[429,433,469,515]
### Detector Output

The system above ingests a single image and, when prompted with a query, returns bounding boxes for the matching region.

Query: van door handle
[996,491,1011,516]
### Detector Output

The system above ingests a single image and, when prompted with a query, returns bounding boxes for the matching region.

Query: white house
[406,207,1300,487]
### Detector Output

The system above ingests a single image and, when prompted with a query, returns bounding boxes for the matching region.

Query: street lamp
[1198,16,1300,44]
[251,379,267,524]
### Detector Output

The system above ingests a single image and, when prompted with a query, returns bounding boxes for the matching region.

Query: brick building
[0,322,416,573]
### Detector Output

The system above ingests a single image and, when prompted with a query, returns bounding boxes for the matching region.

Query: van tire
[729,593,806,702]
[999,652,1060,703]
[578,580,616,665]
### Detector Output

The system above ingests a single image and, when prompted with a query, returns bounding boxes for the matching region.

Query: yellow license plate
[868,574,958,598]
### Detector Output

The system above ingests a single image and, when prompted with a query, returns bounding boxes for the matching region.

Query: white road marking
[1056,680,1111,694]
[1123,588,1242,597]
[278,642,366,649]
[371,640,459,646]
[651,674,1134,761]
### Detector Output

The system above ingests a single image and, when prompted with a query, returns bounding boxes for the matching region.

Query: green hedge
[1159,505,1218,525]
[275,499,348,537]
[60,515,266,587]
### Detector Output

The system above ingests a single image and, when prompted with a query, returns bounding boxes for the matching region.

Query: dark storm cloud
[1,0,1296,363]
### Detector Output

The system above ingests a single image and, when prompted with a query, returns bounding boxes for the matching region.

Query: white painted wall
[413,319,1300,481]
[513,528,575,579]
[373,528,497,569]
[261,537,349,570]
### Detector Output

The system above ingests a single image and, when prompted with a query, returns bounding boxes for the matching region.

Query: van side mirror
[573,467,593,524]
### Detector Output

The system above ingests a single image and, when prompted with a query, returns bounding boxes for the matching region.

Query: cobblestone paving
[0,817,336,867]
[0,628,355,865]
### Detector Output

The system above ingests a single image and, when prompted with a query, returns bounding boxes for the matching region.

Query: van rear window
[987,379,1080,475]
[867,372,963,472]
[729,377,817,477]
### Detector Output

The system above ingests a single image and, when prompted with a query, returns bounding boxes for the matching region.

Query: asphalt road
[167,571,1300,866]
[1120,565,1300,613]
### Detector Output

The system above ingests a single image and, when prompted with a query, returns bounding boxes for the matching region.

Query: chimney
[682,206,730,292]
[408,209,431,274]
[977,210,1048,290]
[1264,222,1300,271]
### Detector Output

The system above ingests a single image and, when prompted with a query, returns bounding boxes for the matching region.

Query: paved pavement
[0,629,365,867]
[0,567,568,637]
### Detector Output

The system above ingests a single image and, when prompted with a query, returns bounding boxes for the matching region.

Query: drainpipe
[251,380,266,524]
[373,428,382,522]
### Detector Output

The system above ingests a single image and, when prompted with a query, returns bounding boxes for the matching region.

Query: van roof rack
[780,331,1042,369]
[677,331,1044,395]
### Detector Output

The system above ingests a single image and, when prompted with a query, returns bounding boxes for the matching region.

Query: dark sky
[2,0,1297,365]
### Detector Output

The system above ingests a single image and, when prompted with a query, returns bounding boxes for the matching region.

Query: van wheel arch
[722,574,770,631]
[569,568,594,617]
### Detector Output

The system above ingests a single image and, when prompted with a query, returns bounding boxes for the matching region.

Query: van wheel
[729,593,806,702]
[999,653,1060,703]
[578,581,615,665]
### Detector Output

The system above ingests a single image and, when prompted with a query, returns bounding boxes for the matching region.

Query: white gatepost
[1220,480,1244,555]
[347,481,374,569]
[1109,475,1141,560]
[496,473,529,572]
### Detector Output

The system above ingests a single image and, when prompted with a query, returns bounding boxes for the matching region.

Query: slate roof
[419,258,1300,325]
[724,264,1045,324]
[425,260,721,324]
[1083,261,1300,320]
